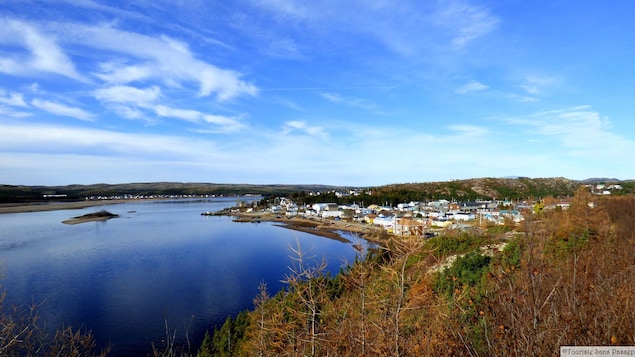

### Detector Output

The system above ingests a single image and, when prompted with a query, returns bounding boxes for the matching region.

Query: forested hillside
[3,177,634,204]
[0,182,348,203]
[199,187,635,356]
[294,177,635,206]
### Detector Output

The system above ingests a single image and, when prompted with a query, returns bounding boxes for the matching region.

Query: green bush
[492,238,521,271]
[426,232,487,256]
[434,250,491,298]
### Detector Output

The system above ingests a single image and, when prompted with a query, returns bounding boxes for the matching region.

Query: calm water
[0,198,367,356]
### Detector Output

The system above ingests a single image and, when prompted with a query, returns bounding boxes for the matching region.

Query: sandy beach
[0,198,172,214]
[0,200,112,214]
[228,211,385,243]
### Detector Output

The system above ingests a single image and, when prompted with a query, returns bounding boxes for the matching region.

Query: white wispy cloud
[506,106,635,158]
[0,17,256,104]
[0,89,31,117]
[245,0,498,57]
[112,106,149,121]
[93,84,245,131]
[0,122,254,184]
[93,62,154,84]
[274,97,304,111]
[281,120,328,140]
[437,2,500,48]
[31,99,94,121]
[0,123,212,156]
[0,120,504,184]
[154,105,202,123]
[0,90,28,107]
[55,23,257,101]
[0,19,85,81]
[447,124,489,138]
[3,112,626,185]
[455,80,489,94]
[94,85,162,107]
[514,94,539,103]
[320,92,381,112]
[153,105,245,132]
[520,75,558,95]
[321,92,344,103]
[202,114,246,131]
[0,106,31,118]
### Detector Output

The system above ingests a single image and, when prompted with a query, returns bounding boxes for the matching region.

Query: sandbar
[0,199,147,214]
[0,201,108,214]
[62,210,120,225]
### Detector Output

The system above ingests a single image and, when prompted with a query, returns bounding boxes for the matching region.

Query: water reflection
[0,198,367,356]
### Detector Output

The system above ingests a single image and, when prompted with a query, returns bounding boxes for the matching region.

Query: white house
[315,203,341,218]
[312,203,337,213]
[321,210,342,218]
[454,212,476,221]
[373,214,395,229]
[286,209,298,217]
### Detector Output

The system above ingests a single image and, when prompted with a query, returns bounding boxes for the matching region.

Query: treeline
[0,183,349,203]
[196,187,634,356]
[4,178,634,204]
[291,177,586,206]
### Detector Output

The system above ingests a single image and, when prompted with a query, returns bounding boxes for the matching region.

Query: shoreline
[1,200,388,245]
[0,200,111,214]
[0,198,173,214]
[228,211,386,244]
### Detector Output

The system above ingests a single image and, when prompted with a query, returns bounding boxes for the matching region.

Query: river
[0,197,368,355]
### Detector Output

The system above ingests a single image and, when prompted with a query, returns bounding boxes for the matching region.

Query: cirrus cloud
[0,19,85,81]
[55,23,258,101]
[455,80,488,94]
[31,99,93,121]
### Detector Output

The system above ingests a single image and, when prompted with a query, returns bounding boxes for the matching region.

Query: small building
[454,212,476,221]
[312,203,338,213]
[394,218,426,236]
[319,203,341,218]
[373,214,395,229]
[321,210,342,218]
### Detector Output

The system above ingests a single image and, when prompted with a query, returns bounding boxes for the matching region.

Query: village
[229,182,622,239]
[252,197,528,237]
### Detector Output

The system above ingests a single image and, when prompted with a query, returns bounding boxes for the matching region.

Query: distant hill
[2,177,633,204]
[0,182,351,203]
[366,177,635,204]
[580,177,623,184]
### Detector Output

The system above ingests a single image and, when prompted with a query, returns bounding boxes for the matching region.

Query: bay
[0,197,367,356]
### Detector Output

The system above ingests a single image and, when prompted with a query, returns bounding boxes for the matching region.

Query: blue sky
[1,1,634,186]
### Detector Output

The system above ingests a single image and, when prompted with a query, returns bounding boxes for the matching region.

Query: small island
[62,210,120,225]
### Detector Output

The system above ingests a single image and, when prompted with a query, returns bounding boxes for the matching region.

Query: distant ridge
[2,177,634,204]
[0,182,352,203]
[580,178,622,184]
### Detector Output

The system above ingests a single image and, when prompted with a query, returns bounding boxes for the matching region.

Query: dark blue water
[0,198,367,355]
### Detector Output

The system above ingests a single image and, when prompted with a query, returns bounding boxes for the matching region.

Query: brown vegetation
[4,186,633,356]
[0,290,109,356]
[200,188,635,356]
